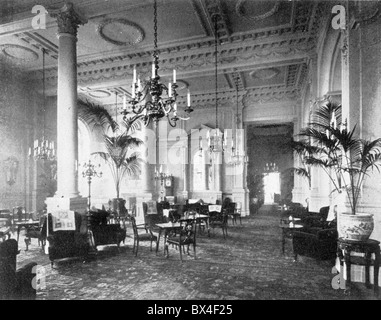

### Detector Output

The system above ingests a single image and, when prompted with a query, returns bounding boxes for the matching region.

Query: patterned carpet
[13,208,378,301]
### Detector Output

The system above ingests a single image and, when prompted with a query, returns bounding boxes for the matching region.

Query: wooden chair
[130,216,158,256]
[12,206,27,223]
[208,204,228,239]
[24,214,47,251]
[231,202,243,226]
[165,218,196,262]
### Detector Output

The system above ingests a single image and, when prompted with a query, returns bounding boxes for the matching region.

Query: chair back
[209,205,227,225]
[143,201,164,226]
[187,202,201,213]
[144,201,158,215]
[130,216,139,237]
[208,205,222,213]
[13,206,26,222]
[179,217,197,245]
[226,202,236,214]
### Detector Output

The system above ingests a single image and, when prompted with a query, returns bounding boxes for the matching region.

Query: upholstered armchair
[292,206,338,261]
[208,205,228,239]
[0,239,37,300]
[44,212,90,266]
[89,209,126,250]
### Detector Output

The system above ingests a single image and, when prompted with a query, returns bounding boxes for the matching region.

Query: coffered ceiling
[0,0,328,114]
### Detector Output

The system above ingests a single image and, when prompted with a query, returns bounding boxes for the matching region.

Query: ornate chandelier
[121,0,193,127]
[264,162,278,172]
[29,48,56,161]
[228,76,246,166]
[208,13,225,156]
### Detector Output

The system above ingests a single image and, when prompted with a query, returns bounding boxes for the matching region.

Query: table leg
[374,249,380,298]
[17,226,21,242]
[344,249,352,295]
[164,230,169,258]
[156,230,162,254]
[281,229,286,254]
[365,251,371,289]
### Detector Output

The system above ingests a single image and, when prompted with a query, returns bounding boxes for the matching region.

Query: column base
[45,196,88,214]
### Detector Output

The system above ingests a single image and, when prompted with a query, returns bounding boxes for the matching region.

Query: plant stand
[337,238,380,298]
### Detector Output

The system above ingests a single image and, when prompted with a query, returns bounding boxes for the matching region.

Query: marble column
[231,95,249,216]
[135,119,156,223]
[46,3,88,213]
[349,2,381,243]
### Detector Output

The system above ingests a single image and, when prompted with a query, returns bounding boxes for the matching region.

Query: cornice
[26,34,315,88]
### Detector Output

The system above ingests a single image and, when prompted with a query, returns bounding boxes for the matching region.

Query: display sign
[51,210,76,231]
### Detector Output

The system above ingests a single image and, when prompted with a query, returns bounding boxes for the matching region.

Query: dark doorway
[246,123,294,212]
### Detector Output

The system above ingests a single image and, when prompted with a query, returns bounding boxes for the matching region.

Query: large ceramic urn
[337,212,374,241]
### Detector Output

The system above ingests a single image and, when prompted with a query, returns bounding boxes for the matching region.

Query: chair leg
[24,238,30,251]
[179,245,183,262]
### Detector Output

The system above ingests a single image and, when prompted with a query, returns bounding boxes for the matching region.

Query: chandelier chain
[153,0,158,73]
[42,48,46,139]
[214,14,218,130]
[121,0,193,127]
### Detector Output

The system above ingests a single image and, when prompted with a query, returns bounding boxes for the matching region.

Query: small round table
[279,221,303,257]
[337,238,380,298]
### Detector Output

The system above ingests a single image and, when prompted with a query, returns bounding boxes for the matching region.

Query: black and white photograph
[0,0,380,305]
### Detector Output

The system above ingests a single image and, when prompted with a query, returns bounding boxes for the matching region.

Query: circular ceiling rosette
[88,90,112,99]
[235,0,280,23]
[0,44,39,62]
[251,68,280,80]
[97,18,144,46]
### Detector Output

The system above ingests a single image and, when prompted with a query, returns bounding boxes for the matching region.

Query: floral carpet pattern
[14,209,378,300]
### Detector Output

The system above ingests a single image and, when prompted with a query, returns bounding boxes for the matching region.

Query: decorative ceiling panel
[0,0,329,112]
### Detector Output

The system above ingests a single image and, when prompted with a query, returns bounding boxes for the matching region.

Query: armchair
[44,212,90,266]
[0,239,37,300]
[208,205,228,239]
[130,216,158,256]
[143,201,166,233]
[88,209,126,250]
[165,218,197,262]
[292,206,338,261]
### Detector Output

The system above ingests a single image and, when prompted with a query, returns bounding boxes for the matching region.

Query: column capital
[49,2,87,37]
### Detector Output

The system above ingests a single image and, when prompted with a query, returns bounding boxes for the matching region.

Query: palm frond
[293,167,310,178]
[78,100,118,133]
[123,117,143,134]
[90,151,111,163]
[310,100,342,129]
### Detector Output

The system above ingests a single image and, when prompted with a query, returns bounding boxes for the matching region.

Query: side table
[337,237,380,298]
[279,220,303,259]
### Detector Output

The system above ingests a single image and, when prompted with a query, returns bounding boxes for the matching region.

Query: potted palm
[293,97,381,241]
[78,100,143,214]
